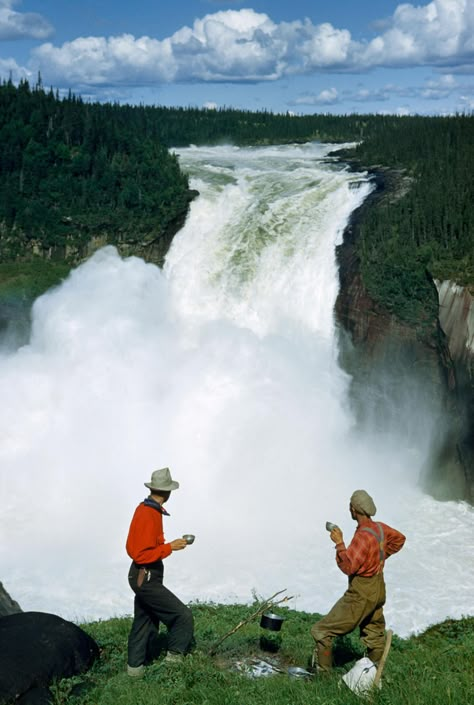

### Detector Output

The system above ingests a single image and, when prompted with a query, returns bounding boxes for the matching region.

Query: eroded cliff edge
[0,581,21,617]
[335,169,473,503]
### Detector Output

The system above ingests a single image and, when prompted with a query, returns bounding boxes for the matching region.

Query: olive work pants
[127,561,194,668]
[311,572,386,668]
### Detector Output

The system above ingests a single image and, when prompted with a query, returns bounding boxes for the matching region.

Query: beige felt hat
[144,467,179,492]
[350,489,377,516]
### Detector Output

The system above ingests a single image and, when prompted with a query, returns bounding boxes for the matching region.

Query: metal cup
[325,522,338,532]
[183,534,195,544]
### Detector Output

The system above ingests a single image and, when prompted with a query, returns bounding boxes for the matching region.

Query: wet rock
[0,612,99,705]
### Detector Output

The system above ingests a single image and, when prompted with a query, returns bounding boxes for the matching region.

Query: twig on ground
[208,589,294,656]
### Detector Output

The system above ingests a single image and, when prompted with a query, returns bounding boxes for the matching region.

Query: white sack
[341,657,380,696]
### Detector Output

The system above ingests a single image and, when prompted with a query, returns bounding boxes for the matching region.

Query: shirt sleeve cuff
[163,543,173,558]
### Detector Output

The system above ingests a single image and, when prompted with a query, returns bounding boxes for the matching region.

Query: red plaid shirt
[335,519,405,577]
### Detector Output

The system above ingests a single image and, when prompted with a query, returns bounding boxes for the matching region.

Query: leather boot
[314,643,332,672]
[127,664,145,677]
[164,651,184,664]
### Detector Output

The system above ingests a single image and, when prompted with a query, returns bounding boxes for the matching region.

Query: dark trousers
[127,561,194,667]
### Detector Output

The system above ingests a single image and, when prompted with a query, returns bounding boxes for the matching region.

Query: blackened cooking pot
[260,612,284,631]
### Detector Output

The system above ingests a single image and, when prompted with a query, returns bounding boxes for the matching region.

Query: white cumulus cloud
[359,0,474,69]
[299,22,352,69]
[0,55,30,81]
[31,10,289,86]
[32,34,177,86]
[25,2,474,90]
[292,73,467,109]
[293,87,339,106]
[0,0,53,40]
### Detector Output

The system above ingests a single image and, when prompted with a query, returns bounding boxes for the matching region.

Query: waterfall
[0,143,472,636]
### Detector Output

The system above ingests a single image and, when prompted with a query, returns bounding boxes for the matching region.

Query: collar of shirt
[143,497,170,516]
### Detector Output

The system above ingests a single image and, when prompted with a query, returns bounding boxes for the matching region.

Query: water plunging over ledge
[0,143,472,636]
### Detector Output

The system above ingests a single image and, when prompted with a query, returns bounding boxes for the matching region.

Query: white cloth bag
[341,657,381,696]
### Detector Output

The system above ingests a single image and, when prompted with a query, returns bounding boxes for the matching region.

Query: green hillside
[52,604,474,705]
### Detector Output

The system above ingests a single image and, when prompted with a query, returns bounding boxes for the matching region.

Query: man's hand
[170,538,188,551]
[330,527,343,545]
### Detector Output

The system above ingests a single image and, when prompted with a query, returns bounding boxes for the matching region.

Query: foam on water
[0,143,472,636]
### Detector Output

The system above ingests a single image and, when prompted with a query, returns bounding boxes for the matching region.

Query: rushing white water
[0,143,472,638]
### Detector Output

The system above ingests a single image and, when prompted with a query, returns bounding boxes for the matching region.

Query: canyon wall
[335,178,473,503]
[436,281,474,490]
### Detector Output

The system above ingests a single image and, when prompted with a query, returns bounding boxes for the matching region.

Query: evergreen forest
[0,78,473,327]
[0,79,191,265]
[342,115,474,323]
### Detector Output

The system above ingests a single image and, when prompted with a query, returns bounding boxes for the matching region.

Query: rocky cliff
[0,581,21,617]
[436,281,474,489]
[335,172,473,503]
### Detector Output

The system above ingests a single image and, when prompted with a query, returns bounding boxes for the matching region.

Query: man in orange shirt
[311,489,405,672]
[126,467,194,677]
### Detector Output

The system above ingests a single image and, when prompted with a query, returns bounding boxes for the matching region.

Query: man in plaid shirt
[311,489,405,672]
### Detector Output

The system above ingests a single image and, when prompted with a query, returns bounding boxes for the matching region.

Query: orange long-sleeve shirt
[126,501,172,565]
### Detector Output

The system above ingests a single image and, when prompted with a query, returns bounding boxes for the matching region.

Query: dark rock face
[0,583,21,618]
[334,177,473,503]
[436,281,474,496]
[0,612,99,705]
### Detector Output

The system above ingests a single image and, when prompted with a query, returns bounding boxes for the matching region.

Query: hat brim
[144,480,179,491]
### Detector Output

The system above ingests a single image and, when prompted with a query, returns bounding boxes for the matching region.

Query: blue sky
[1,0,473,115]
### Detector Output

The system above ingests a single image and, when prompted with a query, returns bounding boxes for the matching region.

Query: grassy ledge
[49,604,474,705]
